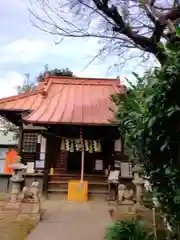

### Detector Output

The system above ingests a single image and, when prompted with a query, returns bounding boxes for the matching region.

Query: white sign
[114,139,122,151]
[108,170,120,183]
[40,152,46,161]
[36,161,44,169]
[26,162,34,173]
[120,162,131,177]
[95,159,103,171]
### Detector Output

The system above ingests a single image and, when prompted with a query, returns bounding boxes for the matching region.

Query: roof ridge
[41,78,53,97]
[40,75,121,84]
[50,78,121,86]
[50,75,120,79]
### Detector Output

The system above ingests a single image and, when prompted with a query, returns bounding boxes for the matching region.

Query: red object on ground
[3,148,18,173]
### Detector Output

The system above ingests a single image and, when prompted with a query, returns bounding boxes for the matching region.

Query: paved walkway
[27,201,112,240]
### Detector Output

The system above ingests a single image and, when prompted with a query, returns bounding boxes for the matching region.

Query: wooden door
[56,151,68,173]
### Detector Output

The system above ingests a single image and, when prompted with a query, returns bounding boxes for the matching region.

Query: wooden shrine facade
[0,75,130,195]
[18,123,128,174]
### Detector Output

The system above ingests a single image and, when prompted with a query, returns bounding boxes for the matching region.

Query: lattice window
[23,132,37,152]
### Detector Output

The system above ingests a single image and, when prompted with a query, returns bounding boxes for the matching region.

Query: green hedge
[105,220,154,240]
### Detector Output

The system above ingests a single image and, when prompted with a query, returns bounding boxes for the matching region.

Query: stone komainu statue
[22,181,40,202]
[118,184,134,204]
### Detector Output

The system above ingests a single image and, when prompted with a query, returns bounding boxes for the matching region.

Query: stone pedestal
[112,204,136,221]
[10,182,22,202]
[9,163,26,202]
[21,202,40,214]
[17,199,41,223]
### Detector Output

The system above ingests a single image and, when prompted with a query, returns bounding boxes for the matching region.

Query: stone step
[50,178,107,183]
[48,187,108,193]
[49,173,106,180]
[48,188,67,193]
[48,181,108,191]
[48,180,107,185]
[47,189,108,201]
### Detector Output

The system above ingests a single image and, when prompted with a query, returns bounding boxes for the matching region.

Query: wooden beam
[22,123,47,130]
[46,124,119,140]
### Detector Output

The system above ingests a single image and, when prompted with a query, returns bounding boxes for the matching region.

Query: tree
[29,0,180,66]
[16,73,36,94]
[112,43,180,233]
[37,67,74,81]
[17,67,74,93]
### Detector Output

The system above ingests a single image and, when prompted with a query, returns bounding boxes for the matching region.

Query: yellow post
[68,180,88,201]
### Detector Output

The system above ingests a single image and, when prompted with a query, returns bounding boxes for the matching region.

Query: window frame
[22,132,38,153]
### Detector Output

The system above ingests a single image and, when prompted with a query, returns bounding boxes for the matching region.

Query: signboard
[108,170,120,183]
[26,162,34,173]
[120,162,132,177]
[36,160,45,169]
[95,159,103,171]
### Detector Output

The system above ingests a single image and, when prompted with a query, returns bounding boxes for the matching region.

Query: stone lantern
[132,164,144,206]
[9,163,26,202]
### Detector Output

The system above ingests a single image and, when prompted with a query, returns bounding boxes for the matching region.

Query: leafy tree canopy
[112,42,180,229]
[16,67,74,94]
[37,66,74,81]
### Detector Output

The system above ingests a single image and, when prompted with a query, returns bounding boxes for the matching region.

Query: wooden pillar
[18,124,24,159]
[42,135,49,198]
[121,137,124,153]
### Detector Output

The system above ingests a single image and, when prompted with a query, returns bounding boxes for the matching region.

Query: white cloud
[0,40,47,64]
[0,38,99,66]
[0,71,24,97]
[74,63,108,78]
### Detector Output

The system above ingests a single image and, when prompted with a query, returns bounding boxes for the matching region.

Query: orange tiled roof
[0,76,123,125]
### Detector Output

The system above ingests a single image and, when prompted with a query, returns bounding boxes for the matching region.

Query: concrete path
[27,201,112,240]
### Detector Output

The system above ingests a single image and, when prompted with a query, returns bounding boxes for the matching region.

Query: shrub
[105,220,154,240]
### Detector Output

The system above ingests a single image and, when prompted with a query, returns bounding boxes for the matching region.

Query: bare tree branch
[28,0,180,67]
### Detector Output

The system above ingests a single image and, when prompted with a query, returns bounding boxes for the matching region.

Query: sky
[0,0,157,98]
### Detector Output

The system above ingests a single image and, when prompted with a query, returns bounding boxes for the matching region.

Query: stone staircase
[47,173,108,200]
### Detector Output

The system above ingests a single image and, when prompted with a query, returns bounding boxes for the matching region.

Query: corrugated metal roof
[0,76,123,125]
[0,89,43,111]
